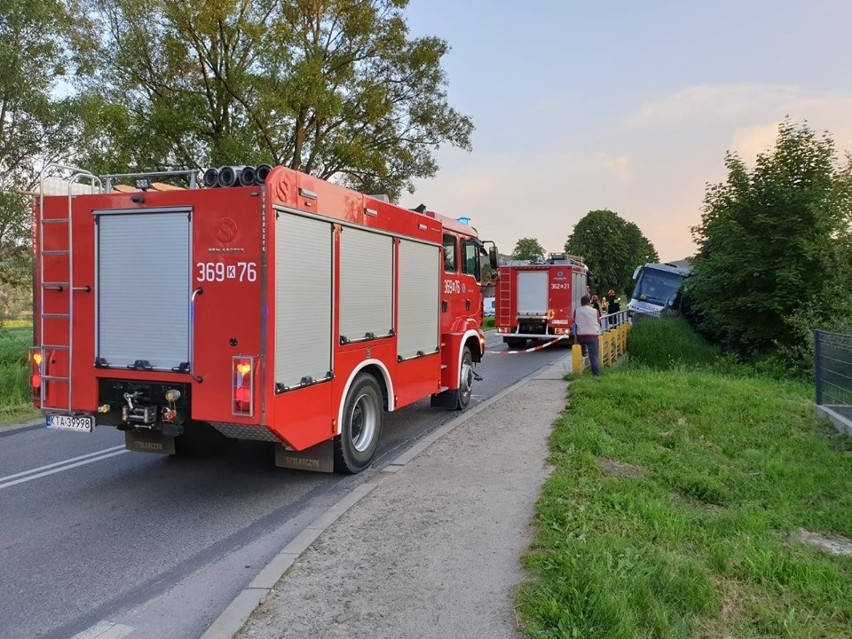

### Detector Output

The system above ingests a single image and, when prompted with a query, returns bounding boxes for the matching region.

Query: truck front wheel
[334,374,384,474]
[456,346,473,410]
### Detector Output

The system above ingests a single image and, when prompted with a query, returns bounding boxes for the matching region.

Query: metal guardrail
[814,329,852,435]
[599,310,630,331]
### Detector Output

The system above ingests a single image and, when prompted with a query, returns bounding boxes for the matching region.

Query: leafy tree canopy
[564,209,658,296]
[511,237,545,262]
[0,0,93,291]
[78,0,473,201]
[688,117,852,358]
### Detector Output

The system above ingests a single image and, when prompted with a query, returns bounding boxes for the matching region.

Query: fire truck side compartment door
[397,239,440,360]
[339,227,393,342]
[572,269,586,312]
[95,208,191,370]
[275,212,333,389]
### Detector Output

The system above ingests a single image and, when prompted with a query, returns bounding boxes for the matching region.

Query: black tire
[334,374,384,474]
[456,346,474,410]
[504,337,526,349]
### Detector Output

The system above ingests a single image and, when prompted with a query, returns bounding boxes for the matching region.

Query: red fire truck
[31,164,497,473]
[494,253,588,349]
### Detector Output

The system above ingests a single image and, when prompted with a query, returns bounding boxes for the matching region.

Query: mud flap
[275,440,334,473]
[125,430,176,455]
[430,389,459,410]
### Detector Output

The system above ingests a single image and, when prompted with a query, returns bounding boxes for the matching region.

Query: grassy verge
[0,323,40,426]
[518,318,852,638]
[484,316,495,330]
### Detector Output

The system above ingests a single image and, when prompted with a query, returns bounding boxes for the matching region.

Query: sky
[403,0,852,262]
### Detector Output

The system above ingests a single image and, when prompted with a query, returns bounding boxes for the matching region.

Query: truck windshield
[631,269,684,306]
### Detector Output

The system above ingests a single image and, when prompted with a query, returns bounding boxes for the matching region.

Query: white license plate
[47,415,94,433]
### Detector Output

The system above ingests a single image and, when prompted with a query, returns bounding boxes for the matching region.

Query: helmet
[607,289,616,297]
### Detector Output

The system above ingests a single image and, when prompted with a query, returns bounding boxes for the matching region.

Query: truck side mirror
[488,246,498,270]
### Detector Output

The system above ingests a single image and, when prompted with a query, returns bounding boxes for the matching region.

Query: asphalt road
[0,333,570,639]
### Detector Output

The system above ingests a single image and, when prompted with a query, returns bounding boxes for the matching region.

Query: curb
[199,352,574,639]
[0,419,44,436]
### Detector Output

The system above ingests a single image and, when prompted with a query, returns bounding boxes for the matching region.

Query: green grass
[628,316,721,369]
[484,316,495,330]
[518,319,852,638]
[0,324,40,426]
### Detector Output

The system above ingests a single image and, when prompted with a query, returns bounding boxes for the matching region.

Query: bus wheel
[457,346,473,410]
[334,374,384,474]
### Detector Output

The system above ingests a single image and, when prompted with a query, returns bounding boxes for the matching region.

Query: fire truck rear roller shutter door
[275,213,333,390]
[96,209,191,370]
[397,240,440,360]
[517,271,549,316]
[339,227,393,342]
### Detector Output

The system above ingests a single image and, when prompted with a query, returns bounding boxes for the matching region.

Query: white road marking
[0,448,129,490]
[69,620,135,639]
[0,446,126,483]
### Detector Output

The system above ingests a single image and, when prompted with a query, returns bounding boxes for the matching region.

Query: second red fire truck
[494,253,588,349]
[31,163,497,473]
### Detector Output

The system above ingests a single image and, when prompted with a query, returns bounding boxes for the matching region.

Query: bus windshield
[631,269,684,307]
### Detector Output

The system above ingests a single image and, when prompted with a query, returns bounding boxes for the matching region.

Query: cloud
[730,122,780,162]
[412,83,852,264]
[596,153,633,184]
[627,84,802,128]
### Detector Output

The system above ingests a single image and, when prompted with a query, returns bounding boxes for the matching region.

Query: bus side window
[443,234,457,272]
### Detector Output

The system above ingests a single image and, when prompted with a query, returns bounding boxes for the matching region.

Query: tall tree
[511,237,545,262]
[689,118,852,357]
[79,0,473,200]
[0,0,92,294]
[564,209,658,295]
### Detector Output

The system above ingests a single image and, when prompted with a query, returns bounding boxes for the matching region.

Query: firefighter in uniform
[606,289,620,326]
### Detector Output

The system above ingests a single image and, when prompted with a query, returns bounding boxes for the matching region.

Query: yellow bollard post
[615,325,623,358]
[572,343,583,374]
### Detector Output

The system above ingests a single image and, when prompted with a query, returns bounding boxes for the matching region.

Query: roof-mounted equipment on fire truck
[202,165,272,188]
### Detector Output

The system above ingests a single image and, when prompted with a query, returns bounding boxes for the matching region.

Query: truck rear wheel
[334,373,384,474]
[456,346,473,410]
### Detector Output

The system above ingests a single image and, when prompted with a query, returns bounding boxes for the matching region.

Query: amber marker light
[30,349,44,398]
[232,356,254,416]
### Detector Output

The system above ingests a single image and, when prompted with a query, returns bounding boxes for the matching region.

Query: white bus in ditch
[627,262,691,318]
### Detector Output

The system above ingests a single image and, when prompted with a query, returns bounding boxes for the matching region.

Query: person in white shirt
[574,295,601,376]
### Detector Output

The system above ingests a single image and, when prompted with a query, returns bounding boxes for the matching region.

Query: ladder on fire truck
[35,165,102,412]
[498,267,513,321]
